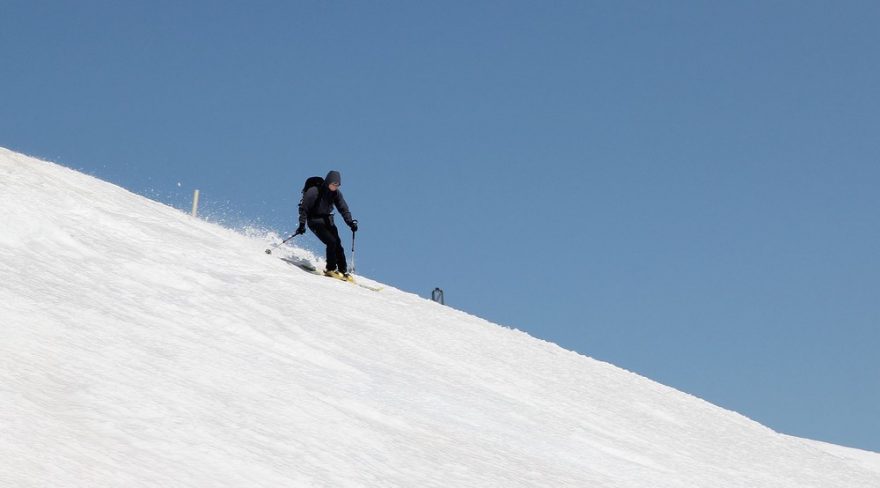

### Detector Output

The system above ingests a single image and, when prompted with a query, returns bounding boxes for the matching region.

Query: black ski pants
[307,215,348,273]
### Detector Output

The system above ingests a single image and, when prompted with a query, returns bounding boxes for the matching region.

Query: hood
[324,170,341,187]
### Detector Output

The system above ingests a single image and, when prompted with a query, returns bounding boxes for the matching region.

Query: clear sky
[2,0,878,452]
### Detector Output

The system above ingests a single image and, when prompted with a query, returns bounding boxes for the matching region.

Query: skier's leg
[308,219,340,271]
[329,224,348,274]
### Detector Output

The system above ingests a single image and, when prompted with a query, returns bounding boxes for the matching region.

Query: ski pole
[350,228,356,274]
[265,232,299,254]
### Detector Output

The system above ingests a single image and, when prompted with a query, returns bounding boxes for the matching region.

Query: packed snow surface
[1,147,878,487]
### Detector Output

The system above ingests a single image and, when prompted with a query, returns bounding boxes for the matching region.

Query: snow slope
[1,146,878,487]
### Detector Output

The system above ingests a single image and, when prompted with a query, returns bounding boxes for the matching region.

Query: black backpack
[301,176,324,194]
[300,176,325,215]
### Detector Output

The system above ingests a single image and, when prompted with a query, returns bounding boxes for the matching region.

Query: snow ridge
[1,147,878,487]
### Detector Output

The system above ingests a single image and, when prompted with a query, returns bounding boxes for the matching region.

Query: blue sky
[2,1,878,452]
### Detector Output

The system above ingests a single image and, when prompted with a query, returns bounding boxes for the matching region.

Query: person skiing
[295,170,358,281]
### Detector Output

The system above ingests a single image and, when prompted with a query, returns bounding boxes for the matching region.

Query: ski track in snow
[1,146,879,487]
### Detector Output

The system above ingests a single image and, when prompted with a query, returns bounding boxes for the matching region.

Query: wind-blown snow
[1,147,878,487]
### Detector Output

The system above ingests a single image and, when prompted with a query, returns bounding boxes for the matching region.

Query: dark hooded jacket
[298,170,353,226]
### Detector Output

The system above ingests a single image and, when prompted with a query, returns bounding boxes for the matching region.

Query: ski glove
[348,219,358,232]
[295,223,306,235]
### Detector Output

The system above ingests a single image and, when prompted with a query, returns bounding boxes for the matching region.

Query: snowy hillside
[1,146,878,487]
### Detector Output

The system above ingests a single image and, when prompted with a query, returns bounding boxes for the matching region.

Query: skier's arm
[299,187,318,225]
[334,191,354,225]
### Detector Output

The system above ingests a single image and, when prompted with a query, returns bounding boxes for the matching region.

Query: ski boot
[324,269,344,280]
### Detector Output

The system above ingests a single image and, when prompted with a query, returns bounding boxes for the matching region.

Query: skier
[295,170,358,281]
